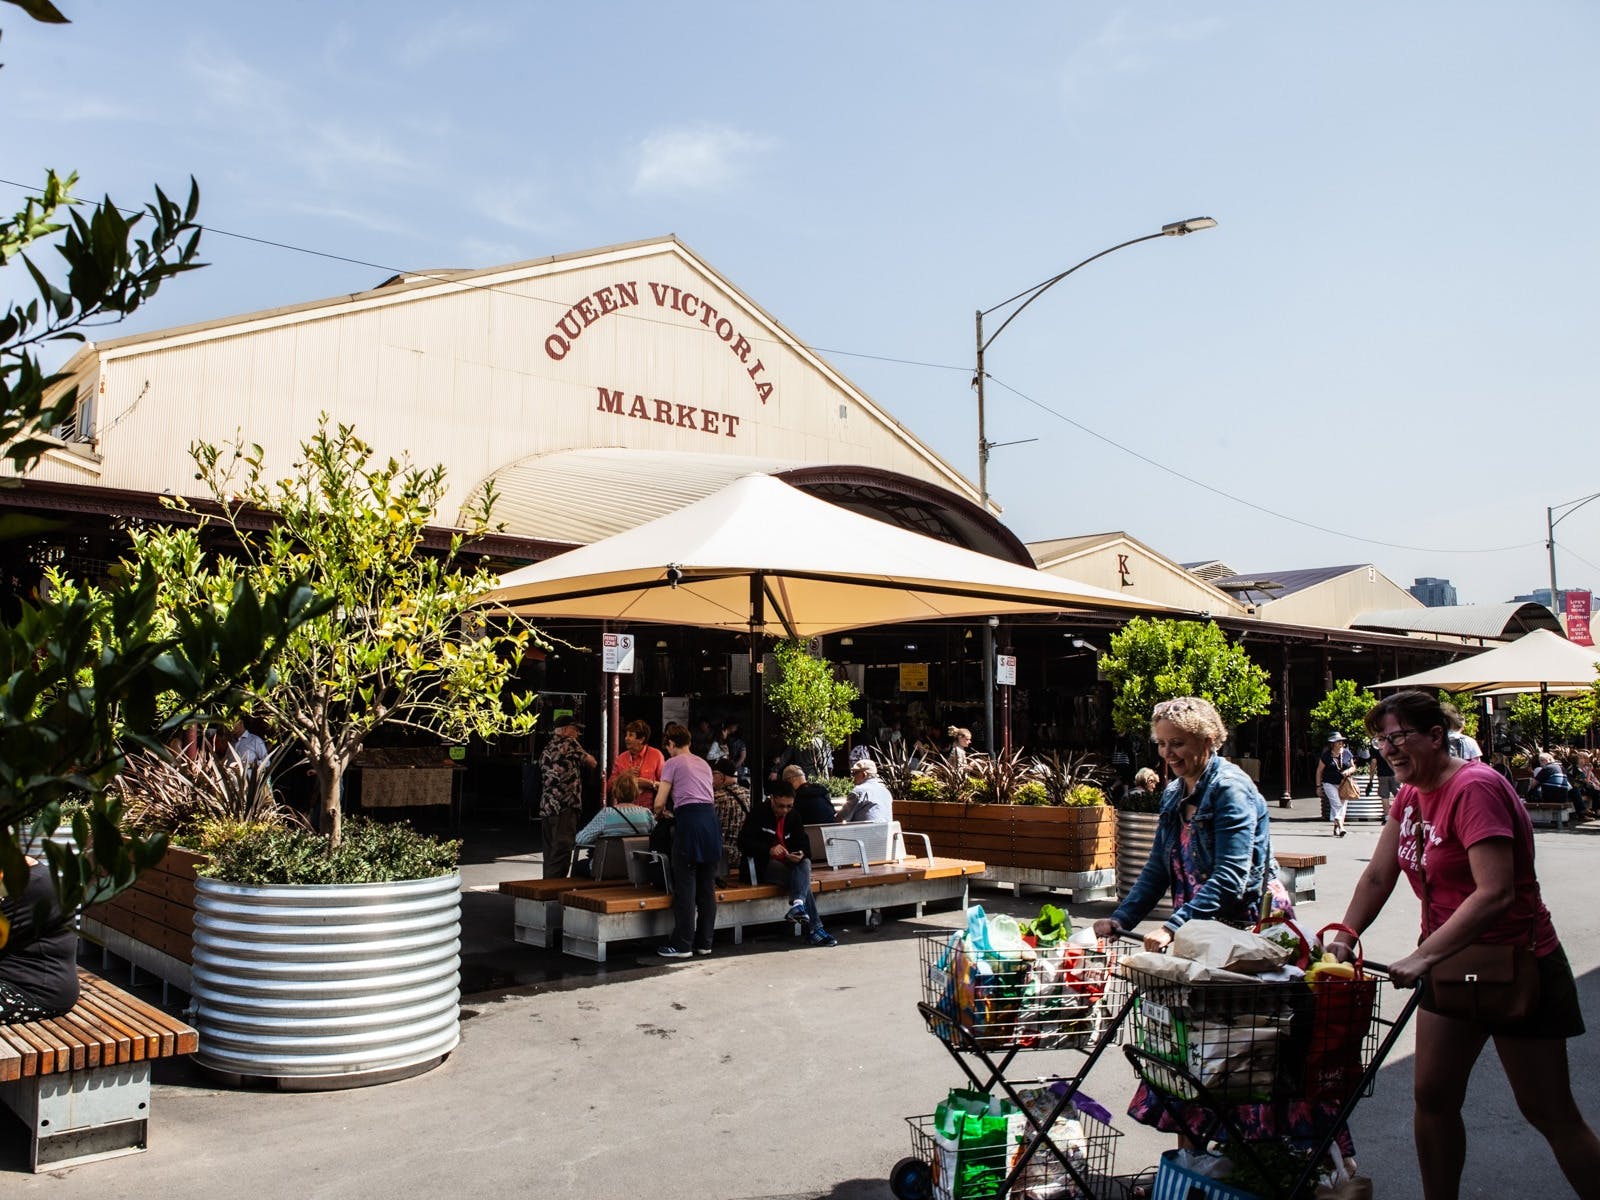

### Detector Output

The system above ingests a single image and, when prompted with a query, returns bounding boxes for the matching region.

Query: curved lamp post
[972,217,1217,751]
[1546,490,1600,624]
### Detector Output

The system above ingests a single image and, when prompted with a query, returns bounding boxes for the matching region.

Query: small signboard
[602,632,635,673]
[996,654,1017,686]
[1568,590,1593,647]
[899,662,929,692]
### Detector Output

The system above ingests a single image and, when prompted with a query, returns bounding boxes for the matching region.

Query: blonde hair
[1133,767,1160,790]
[947,726,971,741]
[1150,696,1228,749]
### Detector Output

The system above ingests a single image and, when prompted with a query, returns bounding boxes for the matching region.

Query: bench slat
[40,1008,108,1069]
[82,981,185,1057]
[2,1020,56,1075]
[85,971,196,1051]
[0,1035,20,1083]
[72,990,149,1063]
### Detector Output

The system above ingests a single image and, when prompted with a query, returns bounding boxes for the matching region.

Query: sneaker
[808,932,838,948]
[656,945,694,959]
[784,901,808,926]
[693,947,713,957]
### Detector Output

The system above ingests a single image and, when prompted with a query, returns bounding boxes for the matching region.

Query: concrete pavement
[6,795,1599,1199]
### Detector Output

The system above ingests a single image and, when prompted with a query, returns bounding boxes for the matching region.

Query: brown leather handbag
[1420,861,1540,1022]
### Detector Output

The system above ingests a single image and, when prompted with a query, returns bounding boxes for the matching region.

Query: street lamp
[1546,490,1600,625]
[971,217,1215,752]
[974,216,1217,508]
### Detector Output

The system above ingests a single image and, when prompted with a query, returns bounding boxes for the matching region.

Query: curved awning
[462,449,1032,565]
[1350,602,1561,641]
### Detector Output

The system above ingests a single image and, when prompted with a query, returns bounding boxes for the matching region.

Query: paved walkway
[6,795,1599,1198]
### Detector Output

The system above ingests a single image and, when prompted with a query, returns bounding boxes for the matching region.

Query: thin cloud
[1060,13,1225,103]
[394,15,500,68]
[631,126,774,195]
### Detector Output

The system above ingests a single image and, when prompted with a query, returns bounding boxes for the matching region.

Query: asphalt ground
[5,794,1599,1199]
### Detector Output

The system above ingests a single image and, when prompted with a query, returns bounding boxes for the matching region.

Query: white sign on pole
[996,654,1017,686]
[602,632,635,674]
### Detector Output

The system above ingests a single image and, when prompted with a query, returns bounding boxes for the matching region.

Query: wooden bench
[0,968,197,1171]
[1276,852,1326,904]
[1526,801,1570,829]
[499,877,640,949]
[507,856,986,962]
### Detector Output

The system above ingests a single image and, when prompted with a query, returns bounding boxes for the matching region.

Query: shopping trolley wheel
[889,1156,932,1200]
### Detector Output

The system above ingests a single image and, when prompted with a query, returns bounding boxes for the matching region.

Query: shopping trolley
[1121,951,1422,1200]
[889,925,1137,1200]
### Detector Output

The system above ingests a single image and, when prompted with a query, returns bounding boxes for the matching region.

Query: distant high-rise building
[1410,577,1458,607]
[1513,587,1586,615]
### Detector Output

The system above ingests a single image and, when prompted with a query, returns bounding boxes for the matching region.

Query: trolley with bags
[890,904,1136,1200]
[1119,920,1423,1200]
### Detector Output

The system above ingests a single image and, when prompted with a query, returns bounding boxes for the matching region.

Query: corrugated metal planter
[1115,810,1171,918]
[191,872,461,1090]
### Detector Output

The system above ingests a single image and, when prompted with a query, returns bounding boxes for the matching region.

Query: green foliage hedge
[198,817,459,886]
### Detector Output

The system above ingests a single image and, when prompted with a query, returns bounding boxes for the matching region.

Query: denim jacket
[1111,754,1272,934]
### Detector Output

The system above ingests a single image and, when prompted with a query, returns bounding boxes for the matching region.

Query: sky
[4,2,1597,606]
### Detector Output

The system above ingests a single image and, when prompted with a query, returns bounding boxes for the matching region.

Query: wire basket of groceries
[920,904,1124,1053]
[902,1082,1122,1200]
[1120,919,1384,1106]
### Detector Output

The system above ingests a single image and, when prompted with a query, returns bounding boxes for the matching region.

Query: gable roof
[1211,565,1366,606]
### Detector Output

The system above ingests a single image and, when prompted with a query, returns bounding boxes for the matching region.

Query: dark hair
[707,757,732,776]
[1364,689,1450,738]
[624,719,652,742]
[663,723,691,750]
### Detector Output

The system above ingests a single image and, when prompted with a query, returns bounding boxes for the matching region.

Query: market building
[6,235,1472,803]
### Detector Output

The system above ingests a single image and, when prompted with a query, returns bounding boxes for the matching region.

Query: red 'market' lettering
[676,403,697,427]
[653,399,673,424]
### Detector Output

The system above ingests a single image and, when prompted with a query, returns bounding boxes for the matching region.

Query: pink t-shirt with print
[1390,760,1558,955]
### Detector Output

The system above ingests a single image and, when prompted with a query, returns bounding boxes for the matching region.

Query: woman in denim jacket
[1094,696,1272,951]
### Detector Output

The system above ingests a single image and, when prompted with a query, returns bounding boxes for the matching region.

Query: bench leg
[561,933,607,963]
[0,1062,152,1172]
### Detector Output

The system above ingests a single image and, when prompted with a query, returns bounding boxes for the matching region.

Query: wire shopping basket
[904,1084,1123,1200]
[1121,962,1385,1106]
[919,930,1126,1053]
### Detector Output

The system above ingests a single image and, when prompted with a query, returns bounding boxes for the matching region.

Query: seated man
[783,764,837,828]
[709,758,751,881]
[737,790,835,948]
[835,758,893,824]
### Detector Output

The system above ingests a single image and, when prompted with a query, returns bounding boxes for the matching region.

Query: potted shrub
[135,422,537,1088]
[1110,786,1168,917]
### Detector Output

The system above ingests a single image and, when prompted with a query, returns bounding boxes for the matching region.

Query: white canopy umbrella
[481,473,1183,635]
[1371,629,1600,694]
[481,473,1188,779]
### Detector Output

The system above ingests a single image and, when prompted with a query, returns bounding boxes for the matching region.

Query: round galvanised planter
[191,872,461,1090]
[1115,810,1171,918]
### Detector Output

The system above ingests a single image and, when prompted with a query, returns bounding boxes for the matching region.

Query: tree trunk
[316,759,344,849]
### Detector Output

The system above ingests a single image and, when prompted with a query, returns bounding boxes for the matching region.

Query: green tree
[1309,680,1378,749]
[1098,618,1272,737]
[1437,689,1481,740]
[0,4,320,940]
[1505,692,1598,746]
[137,421,538,847]
[767,639,863,777]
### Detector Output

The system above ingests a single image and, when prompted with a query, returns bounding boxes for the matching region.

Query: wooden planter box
[80,845,205,992]
[895,800,1115,897]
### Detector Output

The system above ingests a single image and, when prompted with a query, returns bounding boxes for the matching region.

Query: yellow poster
[899,662,929,692]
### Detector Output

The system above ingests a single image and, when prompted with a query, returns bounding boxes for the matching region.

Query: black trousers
[669,848,718,952]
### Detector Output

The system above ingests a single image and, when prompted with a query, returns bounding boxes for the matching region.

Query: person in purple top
[653,723,720,959]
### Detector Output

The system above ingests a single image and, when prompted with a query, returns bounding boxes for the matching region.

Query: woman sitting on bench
[0,854,79,1024]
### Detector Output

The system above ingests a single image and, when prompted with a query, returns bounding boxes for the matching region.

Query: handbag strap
[1414,799,1536,948]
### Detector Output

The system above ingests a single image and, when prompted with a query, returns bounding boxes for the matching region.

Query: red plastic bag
[1303,923,1378,1102]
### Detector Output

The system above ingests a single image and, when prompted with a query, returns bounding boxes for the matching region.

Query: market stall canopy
[1371,629,1600,693]
[480,473,1186,636]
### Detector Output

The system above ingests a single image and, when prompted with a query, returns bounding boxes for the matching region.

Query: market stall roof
[1371,629,1600,693]
[480,473,1186,637]
[1350,602,1561,642]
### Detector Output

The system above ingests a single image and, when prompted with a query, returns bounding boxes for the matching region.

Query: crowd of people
[537,716,898,956]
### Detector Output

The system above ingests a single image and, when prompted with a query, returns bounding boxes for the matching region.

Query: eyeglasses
[1371,729,1420,750]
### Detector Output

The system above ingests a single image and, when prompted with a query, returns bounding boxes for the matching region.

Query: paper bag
[1172,920,1292,974]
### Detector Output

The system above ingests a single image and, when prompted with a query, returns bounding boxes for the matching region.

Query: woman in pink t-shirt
[1332,690,1600,1200]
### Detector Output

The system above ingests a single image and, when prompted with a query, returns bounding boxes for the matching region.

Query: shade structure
[1372,629,1600,693]
[480,473,1185,634]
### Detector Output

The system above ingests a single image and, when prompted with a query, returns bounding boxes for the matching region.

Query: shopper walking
[1331,689,1600,1200]
[654,723,720,959]
[1319,731,1357,837]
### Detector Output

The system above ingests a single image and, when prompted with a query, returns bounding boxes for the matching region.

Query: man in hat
[836,758,893,825]
[540,714,596,878]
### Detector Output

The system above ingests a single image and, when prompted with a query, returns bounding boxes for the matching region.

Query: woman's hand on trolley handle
[1093,918,1173,953]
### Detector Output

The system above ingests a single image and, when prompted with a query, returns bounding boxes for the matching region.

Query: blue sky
[5,2,1597,605]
